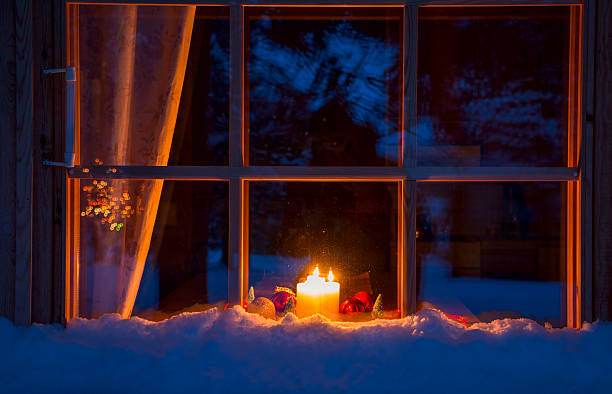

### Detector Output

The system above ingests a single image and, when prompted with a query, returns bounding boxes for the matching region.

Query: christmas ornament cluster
[245,286,384,320]
[340,291,384,319]
[246,286,296,320]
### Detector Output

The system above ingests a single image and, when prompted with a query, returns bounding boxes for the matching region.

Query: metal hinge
[42,66,76,168]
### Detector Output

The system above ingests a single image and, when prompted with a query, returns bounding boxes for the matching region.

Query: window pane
[169,7,230,165]
[249,182,398,320]
[416,182,565,327]
[417,7,571,167]
[75,180,228,320]
[75,5,229,166]
[246,7,402,166]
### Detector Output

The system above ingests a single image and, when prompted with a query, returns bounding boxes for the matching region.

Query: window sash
[65,1,585,326]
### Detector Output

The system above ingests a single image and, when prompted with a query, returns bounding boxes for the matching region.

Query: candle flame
[327,269,334,282]
[313,266,320,276]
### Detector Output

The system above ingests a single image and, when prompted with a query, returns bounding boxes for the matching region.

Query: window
[65,2,582,327]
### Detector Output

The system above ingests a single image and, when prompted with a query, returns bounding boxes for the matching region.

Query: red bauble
[339,297,366,314]
[271,286,296,314]
[353,292,374,312]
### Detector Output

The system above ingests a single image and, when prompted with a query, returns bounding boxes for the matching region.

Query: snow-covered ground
[2,308,611,393]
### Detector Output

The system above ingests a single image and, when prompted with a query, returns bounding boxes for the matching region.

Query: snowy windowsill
[2,307,611,393]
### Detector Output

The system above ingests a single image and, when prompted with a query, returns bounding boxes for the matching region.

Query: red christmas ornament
[271,286,296,314]
[339,297,366,314]
[353,292,374,312]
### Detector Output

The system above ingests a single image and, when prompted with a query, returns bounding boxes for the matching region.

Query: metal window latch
[42,66,76,168]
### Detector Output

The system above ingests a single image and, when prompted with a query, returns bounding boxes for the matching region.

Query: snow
[419,256,562,325]
[1,308,611,393]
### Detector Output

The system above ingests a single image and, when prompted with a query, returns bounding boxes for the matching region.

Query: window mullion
[399,5,418,317]
[65,165,579,181]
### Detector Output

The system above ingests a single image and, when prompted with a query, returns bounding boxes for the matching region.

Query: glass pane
[246,7,402,166]
[75,180,228,320]
[74,5,229,166]
[169,7,230,165]
[417,7,571,167]
[416,182,565,327]
[249,182,398,320]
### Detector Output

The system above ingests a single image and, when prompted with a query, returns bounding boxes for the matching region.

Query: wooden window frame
[64,0,590,328]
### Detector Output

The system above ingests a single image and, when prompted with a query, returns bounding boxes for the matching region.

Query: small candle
[296,267,340,319]
[322,270,339,317]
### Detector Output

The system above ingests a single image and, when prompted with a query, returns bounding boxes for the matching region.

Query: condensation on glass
[74,179,228,320]
[417,7,571,167]
[249,182,398,320]
[75,5,229,167]
[246,7,403,166]
[416,182,565,327]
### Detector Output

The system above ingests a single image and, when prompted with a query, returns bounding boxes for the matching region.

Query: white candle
[296,267,340,319]
[322,270,339,317]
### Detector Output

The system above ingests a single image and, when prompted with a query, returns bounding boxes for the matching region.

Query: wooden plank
[68,165,234,179]
[66,179,79,321]
[228,178,243,306]
[566,180,579,327]
[0,0,17,322]
[65,3,80,323]
[243,167,404,181]
[580,122,593,323]
[579,0,595,324]
[228,4,245,307]
[401,6,417,317]
[14,0,34,326]
[229,4,243,168]
[404,6,417,167]
[412,167,579,181]
[241,180,249,302]
[67,166,579,181]
[594,0,612,322]
[53,0,67,325]
[582,0,596,116]
[401,180,416,317]
[67,0,406,5]
[564,4,582,328]
[410,0,580,4]
[66,0,582,5]
[31,0,54,324]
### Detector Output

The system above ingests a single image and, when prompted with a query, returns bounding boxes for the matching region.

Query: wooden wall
[0,0,610,324]
[0,0,65,325]
[0,0,17,323]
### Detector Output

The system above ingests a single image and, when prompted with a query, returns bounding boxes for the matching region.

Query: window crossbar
[67,165,579,181]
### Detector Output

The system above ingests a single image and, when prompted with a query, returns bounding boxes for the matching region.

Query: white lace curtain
[77,5,195,318]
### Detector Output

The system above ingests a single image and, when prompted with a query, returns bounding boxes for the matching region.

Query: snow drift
[1,307,610,393]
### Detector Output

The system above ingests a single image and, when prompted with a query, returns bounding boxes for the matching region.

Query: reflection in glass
[249,182,398,319]
[77,180,228,320]
[416,182,564,326]
[417,7,570,166]
[247,7,402,166]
